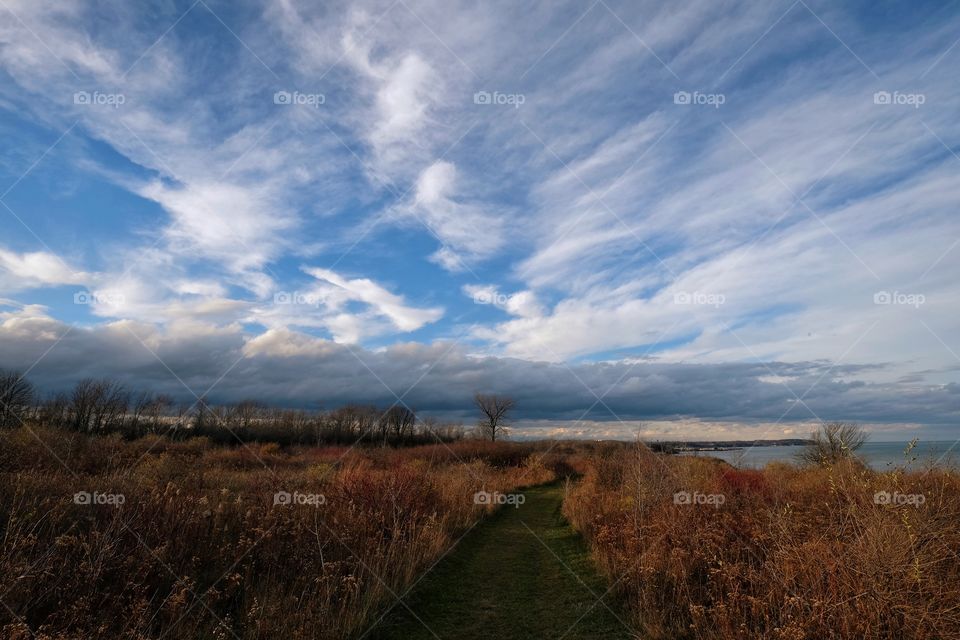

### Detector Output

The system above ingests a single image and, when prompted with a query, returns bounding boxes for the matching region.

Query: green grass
[367,482,635,640]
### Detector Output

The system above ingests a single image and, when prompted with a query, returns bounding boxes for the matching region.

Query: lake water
[691,441,960,470]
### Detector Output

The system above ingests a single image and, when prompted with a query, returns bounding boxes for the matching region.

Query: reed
[564,444,960,639]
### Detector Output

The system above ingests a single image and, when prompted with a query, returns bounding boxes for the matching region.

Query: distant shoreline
[647,439,812,453]
[680,440,960,471]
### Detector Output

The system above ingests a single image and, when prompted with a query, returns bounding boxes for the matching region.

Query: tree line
[0,370,483,446]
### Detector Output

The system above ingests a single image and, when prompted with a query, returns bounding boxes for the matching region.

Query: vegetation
[0,426,563,639]
[473,393,515,442]
[797,421,868,466]
[565,440,960,639]
[3,369,957,639]
[0,370,466,446]
[0,370,34,428]
[373,483,631,639]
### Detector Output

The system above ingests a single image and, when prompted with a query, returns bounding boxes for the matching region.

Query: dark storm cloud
[1,316,957,427]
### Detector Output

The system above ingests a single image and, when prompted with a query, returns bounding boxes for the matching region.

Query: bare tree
[328,405,357,441]
[474,393,514,442]
[352,404,378,440]
[129,390,151,433]
[69,378,97,431]
[384,405,416,442]
[145,394,174,432]
[330,404,378,441]
[0,370,34,428]
[40,391,69,426]
[191,396,212,432]
[67,378,129,433]
[422,416,465,443]
[231,400,263,431]
[798,422,868,466]
[89,380,129,433]
[0,372,477,446]
[375,408,390,444]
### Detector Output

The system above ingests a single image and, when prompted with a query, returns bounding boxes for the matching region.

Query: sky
[0,0,958,441]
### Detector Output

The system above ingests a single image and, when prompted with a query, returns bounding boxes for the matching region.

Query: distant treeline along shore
[0,371,468,445]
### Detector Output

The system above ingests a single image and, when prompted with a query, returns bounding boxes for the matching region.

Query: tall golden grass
[564,444,960,639]
[0,427,555,639]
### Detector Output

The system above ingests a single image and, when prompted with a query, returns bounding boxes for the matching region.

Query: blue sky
[1,0,959,440]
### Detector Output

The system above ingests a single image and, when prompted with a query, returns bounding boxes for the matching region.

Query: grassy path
[368,483,635,640]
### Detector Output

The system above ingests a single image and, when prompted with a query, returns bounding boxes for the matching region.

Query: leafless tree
[145,394,174,432]
[69,378,96,431]
[798,422,868,466]
[328,405,356,441]
[231,400,263,430]
[421,416,465,443]
[351,404,378,440]
[91,380,129,433]
[129,390,151,433]
[0,370,34,428]
[474,393,514,442]
[384,405,416,442]
[1,373,471,446]
[375,410,389,443]
[191,396,212,432]
[40,391,69,426]
[68,378,129,432]
[270,408,313,442]
[327,404,378,441]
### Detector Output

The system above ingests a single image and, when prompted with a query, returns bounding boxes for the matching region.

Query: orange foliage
[0,427,555,639]
[564,446,960,639]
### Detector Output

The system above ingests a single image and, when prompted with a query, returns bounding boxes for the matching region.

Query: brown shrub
[0,427,556,639]
[564,445,960,639]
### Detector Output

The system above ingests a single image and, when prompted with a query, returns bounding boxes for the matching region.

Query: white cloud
[137,179,294,295]
[0,249,88,291]
[462,284,543,318]
[372,53,435,147]
[1,0,959,435]
[338,20,445,179]
[408,161,505,270]
[305,267,443,332]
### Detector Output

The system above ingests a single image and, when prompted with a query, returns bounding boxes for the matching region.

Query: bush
[0,428,557,639]
[797,421,867,466]
[565,444,960,639]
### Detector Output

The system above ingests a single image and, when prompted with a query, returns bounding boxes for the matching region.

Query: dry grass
[564,445,960,639]
[0,427,555,639]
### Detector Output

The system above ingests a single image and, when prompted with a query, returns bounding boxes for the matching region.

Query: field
[0,426,559,639]
[565,444,960,639]
[2,425,959,639]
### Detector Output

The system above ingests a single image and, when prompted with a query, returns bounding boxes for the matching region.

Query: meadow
[2,379,958,640]
[0,426,561,639]
[565,443,960,639]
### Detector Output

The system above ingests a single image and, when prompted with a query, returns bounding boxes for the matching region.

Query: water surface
[692,441,959,470]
